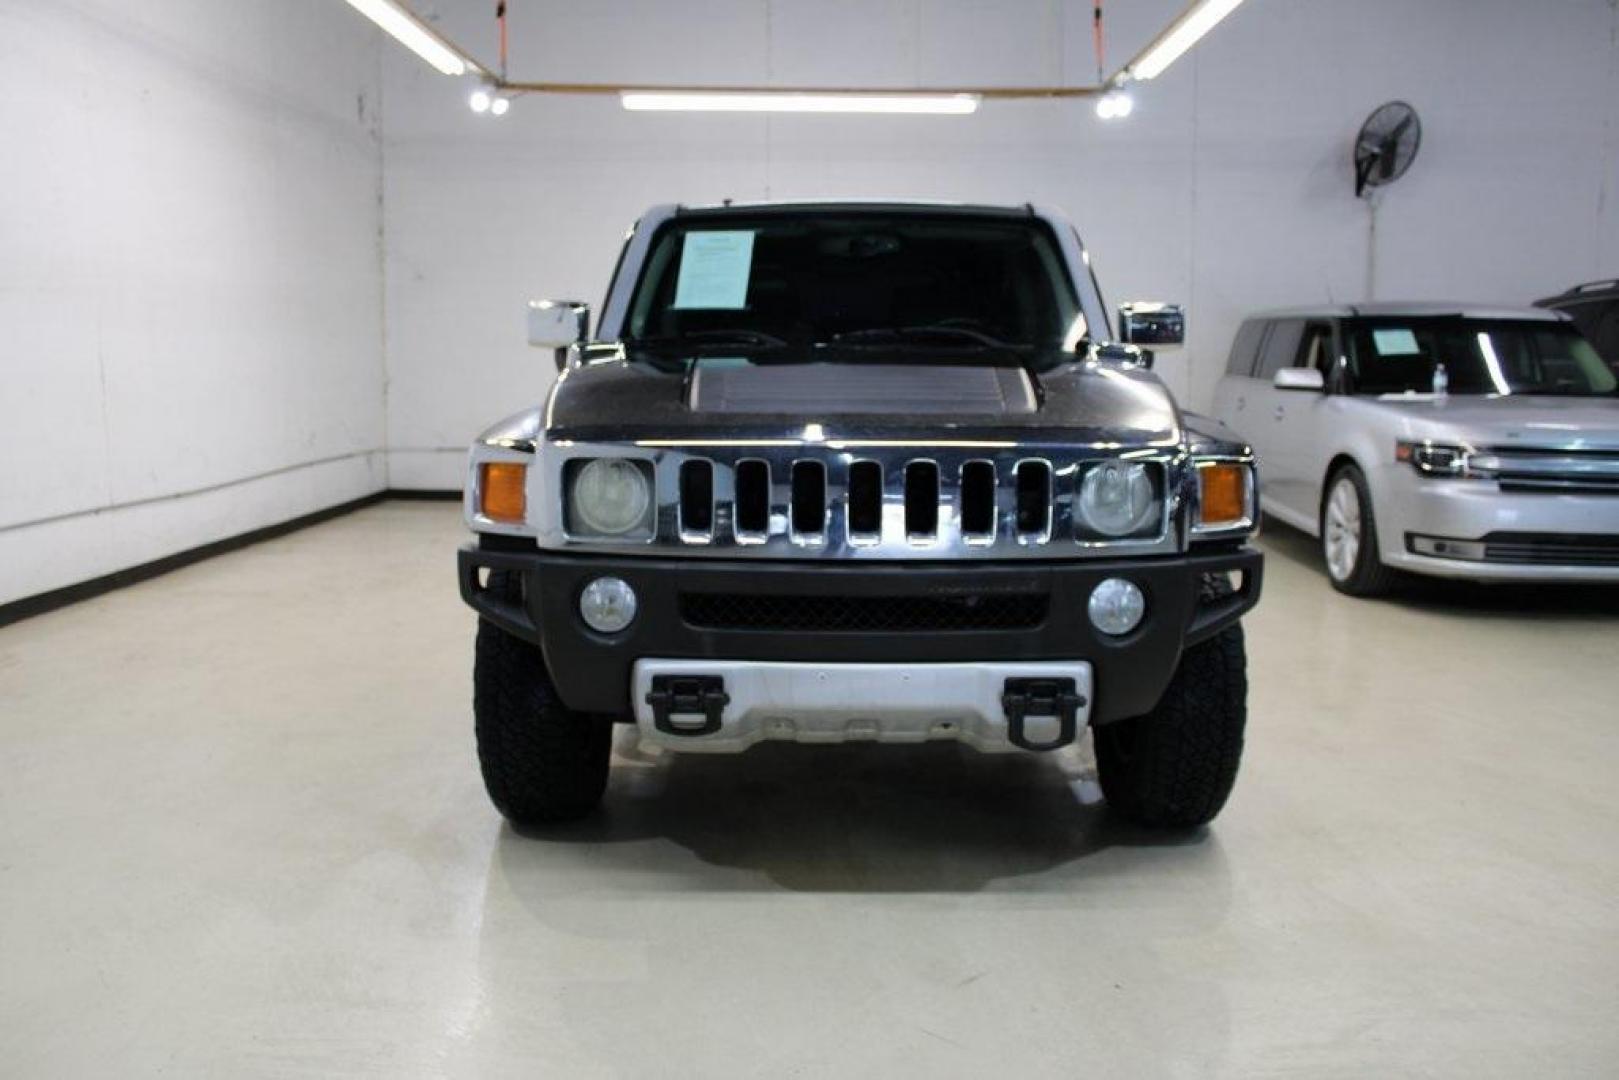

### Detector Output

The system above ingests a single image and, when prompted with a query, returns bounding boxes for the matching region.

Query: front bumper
[1377,468,1619,581]
[458,542,1262,726]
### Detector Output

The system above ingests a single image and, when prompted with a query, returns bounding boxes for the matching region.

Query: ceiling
[407,0,1187,91]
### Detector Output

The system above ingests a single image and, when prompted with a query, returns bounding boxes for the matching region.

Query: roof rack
[1566,279,1619,296]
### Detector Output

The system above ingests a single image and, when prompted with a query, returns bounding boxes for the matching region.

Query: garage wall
[382,0,1619,490]
[0,0,387,606]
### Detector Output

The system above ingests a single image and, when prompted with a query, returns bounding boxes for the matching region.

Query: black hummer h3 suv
[458,201,1262,828]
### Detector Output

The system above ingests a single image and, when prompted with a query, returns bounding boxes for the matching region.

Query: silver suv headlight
[566,458,654,537]
[1076,461,1159,538]
[1396,440,1491,479]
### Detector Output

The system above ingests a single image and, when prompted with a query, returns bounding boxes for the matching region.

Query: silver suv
[1211,303,1619,595]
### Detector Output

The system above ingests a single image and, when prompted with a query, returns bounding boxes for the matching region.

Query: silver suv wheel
[1324,477,1361,583]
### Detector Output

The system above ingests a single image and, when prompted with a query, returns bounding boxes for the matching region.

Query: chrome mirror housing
[527,300,590,371]
[1118,302,1185,347]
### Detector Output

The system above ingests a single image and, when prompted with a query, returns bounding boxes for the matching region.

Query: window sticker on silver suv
[1372,328,1421,355]
[673,230,755,310]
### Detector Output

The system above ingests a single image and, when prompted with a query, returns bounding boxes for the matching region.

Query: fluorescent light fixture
[620,91,980,115]
[1128,0,1245,80]
[343,0,468,76]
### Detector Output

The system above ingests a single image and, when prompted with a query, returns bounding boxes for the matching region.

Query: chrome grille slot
[904,461,940,541]
[1014,460,1052,541]
[959,460,997,542]
[846,461,883,542]
[733,459,771,540]
[790,460,827,542]
[678,460,714,540]
[1479,449,1619,496]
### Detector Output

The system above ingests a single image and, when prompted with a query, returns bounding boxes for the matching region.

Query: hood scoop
[689,361,1037,416]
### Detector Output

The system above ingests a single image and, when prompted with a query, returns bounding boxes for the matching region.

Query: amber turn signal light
[479,462,527,524]
[1197,463,1247,527]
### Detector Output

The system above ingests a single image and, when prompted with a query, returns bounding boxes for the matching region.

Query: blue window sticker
[1372,328,1421,356]
[673,230,755,310]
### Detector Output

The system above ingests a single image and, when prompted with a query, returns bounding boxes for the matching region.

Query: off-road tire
[1322,464,1400,597]
[474,572,612,824]
[1094,576,1248,829]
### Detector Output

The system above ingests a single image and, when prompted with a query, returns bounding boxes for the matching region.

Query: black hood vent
[688,361,1037,416]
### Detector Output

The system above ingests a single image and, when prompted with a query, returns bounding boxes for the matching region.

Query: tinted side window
[1297,322,1335,375]
[1590,304,1619,370]
[1256,319,1305,378]
[1225,319,1266,376]
[1561,302,1603,341]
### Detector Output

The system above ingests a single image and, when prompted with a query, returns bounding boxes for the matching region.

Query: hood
[1374,393,1619,450]
[544,354,1183,446]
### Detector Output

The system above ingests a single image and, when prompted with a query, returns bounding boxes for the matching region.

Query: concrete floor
[2,502,1618,1077]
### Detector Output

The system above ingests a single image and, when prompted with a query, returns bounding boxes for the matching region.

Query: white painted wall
[382,0,1619,490]
[0,0,386,606]
[5,0,1616,602]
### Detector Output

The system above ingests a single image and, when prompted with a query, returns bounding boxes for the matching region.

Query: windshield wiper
[824,325,1024,350]
[628,329,789,350]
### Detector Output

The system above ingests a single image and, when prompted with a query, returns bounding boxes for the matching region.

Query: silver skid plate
[631,660,1094,753]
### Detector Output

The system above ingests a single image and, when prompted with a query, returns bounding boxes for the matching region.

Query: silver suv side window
[1592,305,1619,370]
[1226,319,1267,376]
[1256,319,1305,378]
[1297,322,1335,375]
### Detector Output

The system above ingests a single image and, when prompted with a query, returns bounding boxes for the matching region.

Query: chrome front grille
[538,442,1183,560]
[1476,448,1619,496]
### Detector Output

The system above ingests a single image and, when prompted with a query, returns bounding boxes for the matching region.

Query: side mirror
[1274,367,1325,392]
[1119,302,1185,347]
[527,300,590,372]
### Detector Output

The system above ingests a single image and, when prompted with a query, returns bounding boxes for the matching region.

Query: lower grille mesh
[1482,533,1619,566]
[679,591,1050,632]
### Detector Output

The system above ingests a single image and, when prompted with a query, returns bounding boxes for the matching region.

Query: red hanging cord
[497,1,508,80]
[1093,1,1105,85]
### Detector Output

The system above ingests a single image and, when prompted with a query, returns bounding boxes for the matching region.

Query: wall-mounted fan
[1354,101,1421,197]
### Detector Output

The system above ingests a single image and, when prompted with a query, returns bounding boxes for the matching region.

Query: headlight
[1076,461,1159,538]
[1396,440,1490,479]
[568,458,654,536]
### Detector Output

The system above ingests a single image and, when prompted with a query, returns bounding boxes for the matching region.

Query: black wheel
[1321,464,1399,597]
[1095,577,1248,829]
[474,572,612,824]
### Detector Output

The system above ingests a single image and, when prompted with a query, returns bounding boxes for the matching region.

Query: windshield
[622,212,1081,368]
[1346,318,1616,397]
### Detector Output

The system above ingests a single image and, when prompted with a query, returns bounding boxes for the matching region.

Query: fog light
[1089,578,1145,636]
[579,576,637,633]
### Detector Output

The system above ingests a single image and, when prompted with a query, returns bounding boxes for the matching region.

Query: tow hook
[646,675,729,736]
[1001,677,1085,751]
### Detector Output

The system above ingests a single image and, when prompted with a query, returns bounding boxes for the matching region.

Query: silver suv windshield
[1347,318,1617,397]
[622,211,1080,370]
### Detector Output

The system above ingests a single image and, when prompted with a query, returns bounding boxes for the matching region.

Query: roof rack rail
[1568,279,1619,295]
